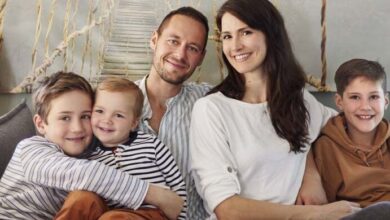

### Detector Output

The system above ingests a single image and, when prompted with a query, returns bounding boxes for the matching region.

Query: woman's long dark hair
[210,0,309,153]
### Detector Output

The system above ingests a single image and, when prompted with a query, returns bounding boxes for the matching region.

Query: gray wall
[1,1,390,120]
[1,0,389,92]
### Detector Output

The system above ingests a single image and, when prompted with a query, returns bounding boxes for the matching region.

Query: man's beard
[154,63,193,85]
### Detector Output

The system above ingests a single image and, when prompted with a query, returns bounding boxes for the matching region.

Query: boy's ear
[33,114,46,135]
[150,31,158,51]
[335,93,344,111]
[131,118,140,132]
[385,93,389,110]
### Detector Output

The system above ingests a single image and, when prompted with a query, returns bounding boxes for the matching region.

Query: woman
[189,0,360,219]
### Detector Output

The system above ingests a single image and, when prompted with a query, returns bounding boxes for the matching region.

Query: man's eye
[189,46,200,53]
[168,39,178,45]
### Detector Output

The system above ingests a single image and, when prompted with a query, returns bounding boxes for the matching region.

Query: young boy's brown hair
[33,71,94,123]
[95,77,144,118]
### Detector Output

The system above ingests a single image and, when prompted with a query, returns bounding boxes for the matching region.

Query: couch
[0,99,36,178]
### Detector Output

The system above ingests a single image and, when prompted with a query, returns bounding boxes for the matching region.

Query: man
[136,7,211,219]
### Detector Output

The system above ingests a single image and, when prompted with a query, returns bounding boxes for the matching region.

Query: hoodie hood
[321,114,390,167]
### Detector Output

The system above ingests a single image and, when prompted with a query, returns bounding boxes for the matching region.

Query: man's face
[150,14,207,85]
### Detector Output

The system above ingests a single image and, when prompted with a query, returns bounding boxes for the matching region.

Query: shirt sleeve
[154,138,187,219]
[304,90,338,143]
[189,97,241,213]
[19,136,149,209]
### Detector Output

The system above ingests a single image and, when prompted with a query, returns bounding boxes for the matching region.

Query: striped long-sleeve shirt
[89,131,187,219]
[0,136,148,220]
[136,76,211,220]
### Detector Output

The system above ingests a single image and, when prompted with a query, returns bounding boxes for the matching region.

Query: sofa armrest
[0,99,35,178]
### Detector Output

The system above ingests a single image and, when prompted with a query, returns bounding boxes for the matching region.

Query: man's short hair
[156,6,209,51]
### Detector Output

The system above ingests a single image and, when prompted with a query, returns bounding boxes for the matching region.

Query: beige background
[0,0,389,92]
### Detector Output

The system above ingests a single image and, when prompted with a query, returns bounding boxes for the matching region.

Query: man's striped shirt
[136,76,211,219]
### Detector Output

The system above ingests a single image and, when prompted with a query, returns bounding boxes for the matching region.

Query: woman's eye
[242,30,252,36]
[221,35,231,40]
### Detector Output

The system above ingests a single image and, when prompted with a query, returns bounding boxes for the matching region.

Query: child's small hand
[158,188,184,220]
[144,184,184,220]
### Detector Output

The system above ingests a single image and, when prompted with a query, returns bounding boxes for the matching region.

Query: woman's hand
[311,201,361,220]
[295,173,328,205]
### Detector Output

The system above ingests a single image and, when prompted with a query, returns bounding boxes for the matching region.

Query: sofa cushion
[0,99,35,178]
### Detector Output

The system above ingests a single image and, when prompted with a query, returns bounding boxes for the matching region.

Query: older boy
[313,59,390,218]
[88,77,186,219]
[0,72,182,220]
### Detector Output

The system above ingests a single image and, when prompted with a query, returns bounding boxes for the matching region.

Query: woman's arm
[295,149,328,205]
[215,195,360,220]
[190,97,359,219]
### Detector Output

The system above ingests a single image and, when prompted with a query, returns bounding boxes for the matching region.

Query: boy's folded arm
[19,137,149,209]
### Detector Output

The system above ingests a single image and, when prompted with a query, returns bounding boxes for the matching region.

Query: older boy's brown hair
[32,71,94,123]
[96,77,144,118]
[335,58,387,95]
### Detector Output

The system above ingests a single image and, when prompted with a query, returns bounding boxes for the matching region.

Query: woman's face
[220,12,267,76]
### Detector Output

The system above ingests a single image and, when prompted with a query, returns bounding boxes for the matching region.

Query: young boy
[0,72,183,220]
[313,59,390,211]
[88,77,186,219]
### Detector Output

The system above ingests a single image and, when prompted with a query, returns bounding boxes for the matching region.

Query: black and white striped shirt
[88,131,187,219]
[0,136,148,220]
